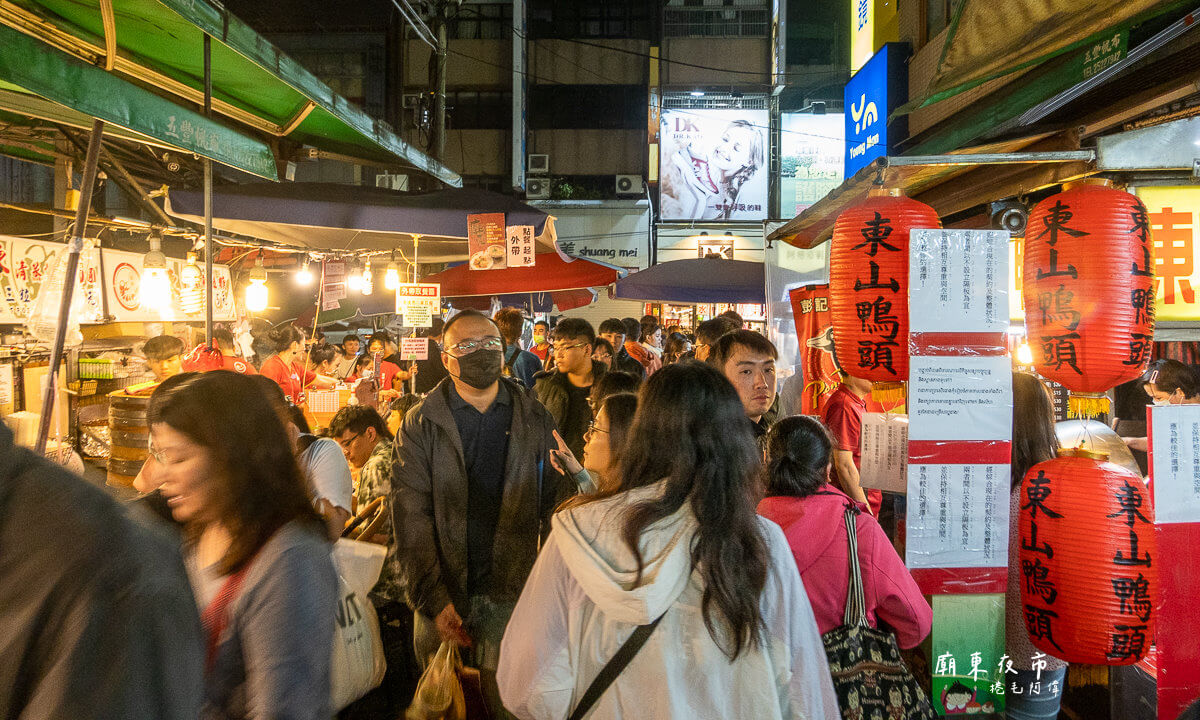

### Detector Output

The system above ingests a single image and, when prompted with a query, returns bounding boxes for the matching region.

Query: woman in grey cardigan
[148,371,338,720]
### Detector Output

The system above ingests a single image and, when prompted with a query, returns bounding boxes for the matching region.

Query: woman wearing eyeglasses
[549,392,638,494]
[147,371,337,720]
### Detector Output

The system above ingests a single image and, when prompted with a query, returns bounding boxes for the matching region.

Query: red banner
[789,284,839,416]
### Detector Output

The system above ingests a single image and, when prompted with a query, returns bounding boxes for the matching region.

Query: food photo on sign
[659,108,768,221]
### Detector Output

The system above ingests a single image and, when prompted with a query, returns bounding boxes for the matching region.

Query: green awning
[0,25,278,178]
[0,0,461,186]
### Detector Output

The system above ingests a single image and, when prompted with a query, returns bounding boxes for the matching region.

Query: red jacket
[757,487,931,649]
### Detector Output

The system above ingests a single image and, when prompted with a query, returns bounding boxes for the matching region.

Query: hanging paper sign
[323,260,347,301]
[396,283,441,328]
[506,225,536,268]
[467,212,507,270]
[906,228,1013,595]
[788,284,839,415]
[910,229,1009,333]
[1148,404,1200,719]
[401,337,429,361]
[322,296,341,311]
[859,412,909,492]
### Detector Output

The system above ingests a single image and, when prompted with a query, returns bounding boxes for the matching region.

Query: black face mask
[451,348,503,389]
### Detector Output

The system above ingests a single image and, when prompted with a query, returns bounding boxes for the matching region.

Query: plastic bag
[27,242,86,347]
[330,538,387,711]
[406,641,466,720]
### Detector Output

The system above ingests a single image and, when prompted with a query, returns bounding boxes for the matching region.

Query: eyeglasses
[584,421,610,439]
[554,341,590,354]
[148,445,168,464]
[336,431,362,450]
[446,337,505,356]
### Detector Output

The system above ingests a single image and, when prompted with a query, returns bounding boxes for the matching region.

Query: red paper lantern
[1022,182,1155,416]
[829,189,940,384]
[1018,450,1156,665]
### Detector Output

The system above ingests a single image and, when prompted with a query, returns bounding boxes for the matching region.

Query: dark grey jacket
[531,359,608,434]
[391,377,570,618]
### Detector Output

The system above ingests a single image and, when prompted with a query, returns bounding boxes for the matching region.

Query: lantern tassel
[871,381,906,407]
[1067,392,1110,419]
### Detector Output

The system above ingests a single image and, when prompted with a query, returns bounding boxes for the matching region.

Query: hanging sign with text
[395,283,441,328]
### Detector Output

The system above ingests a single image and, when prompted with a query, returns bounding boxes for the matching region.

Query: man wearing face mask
[391,309,568,720]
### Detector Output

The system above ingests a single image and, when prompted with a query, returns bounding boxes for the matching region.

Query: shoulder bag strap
[567,613,665,720]
[842,504,870,628]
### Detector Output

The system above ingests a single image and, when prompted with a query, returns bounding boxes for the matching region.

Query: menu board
[506,225,536,268]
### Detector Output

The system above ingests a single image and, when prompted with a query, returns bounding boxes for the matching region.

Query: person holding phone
[548,392,638,494]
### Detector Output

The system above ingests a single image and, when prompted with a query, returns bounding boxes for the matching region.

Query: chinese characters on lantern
[852,211,904,375]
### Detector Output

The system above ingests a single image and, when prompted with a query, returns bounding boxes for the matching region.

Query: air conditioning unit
[402,94,421,109]
[615,174,643,196]
[376,173,409,191]
[528,154,550,174]
[526,177,552,200]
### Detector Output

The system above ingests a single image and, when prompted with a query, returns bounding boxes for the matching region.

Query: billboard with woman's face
[659,109,769,222]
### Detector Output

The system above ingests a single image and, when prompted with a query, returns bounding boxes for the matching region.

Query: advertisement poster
[1132,186,1200,322]
[787,284,839,415]
[467,212,507,270]
[931,594,1007,715]
[506,225,536,268]
[659,108,768,221]
[781,113,845,217]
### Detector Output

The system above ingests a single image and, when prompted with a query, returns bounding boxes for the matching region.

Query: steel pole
[204,33,214,348]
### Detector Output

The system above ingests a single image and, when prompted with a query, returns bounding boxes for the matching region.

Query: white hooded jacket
[497,483,840,720]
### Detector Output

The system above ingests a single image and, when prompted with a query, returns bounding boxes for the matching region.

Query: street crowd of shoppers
[23,307,1132,720]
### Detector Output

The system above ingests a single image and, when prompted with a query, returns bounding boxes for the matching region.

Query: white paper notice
[400,337,429,361]
[0,363,13,414]
[395,283,441,328]
[909,229,1009,333]
[908,355,1013,441]
[859,413,909,492]
[321,296,340,311]
[323,261,347,302]
[905,463,1009,569]
[506,225,536,268]
[1150,405,1200,525]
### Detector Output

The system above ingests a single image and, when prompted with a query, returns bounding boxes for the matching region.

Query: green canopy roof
[0,0,460,185]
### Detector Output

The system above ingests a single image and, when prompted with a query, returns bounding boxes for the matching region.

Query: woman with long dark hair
[1006,372,1068,720]
[498,362,838,720]
[757,415,930,646]
[148,371,337,720]
[258,324,335,403]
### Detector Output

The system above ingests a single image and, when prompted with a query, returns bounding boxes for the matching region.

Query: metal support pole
[35,118,104,455]
[204,33,214,348]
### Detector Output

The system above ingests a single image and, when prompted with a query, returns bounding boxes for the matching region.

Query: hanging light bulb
[140,235,172,311]
[384,252,401,291]
[361,259,374,295]
[180,251,205,315]
[295,255,314,285]
[1017,341,1034,366]
[245,251,269,312]
[347,257,364,291]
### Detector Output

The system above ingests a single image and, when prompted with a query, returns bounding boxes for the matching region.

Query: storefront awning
[422,254,624,297]
[767,136,1096,250]
[613,258,765,304]
[0,0,459,185]
[164,183,559,261]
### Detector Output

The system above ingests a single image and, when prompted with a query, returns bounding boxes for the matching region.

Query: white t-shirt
[298,437,353,512]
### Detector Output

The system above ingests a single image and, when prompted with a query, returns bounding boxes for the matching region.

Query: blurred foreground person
[149,371,337,720]
[498,362,838,720]
[0,421,203,719]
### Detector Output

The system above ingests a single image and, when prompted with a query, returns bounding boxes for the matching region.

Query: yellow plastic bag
[406,641,466,720]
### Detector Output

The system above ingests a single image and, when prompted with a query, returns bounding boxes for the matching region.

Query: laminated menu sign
[467,213,507,270]
[323,260,347,302]
[909,229,1009,333]
[506,225,536,268]
[908,355,1013,442]
[859,412,908,492]
[906,463,1009,570]
[400,337,428,361]
[1150,404,1200,524]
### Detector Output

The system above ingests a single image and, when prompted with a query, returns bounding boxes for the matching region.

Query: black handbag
[821,503,935,720]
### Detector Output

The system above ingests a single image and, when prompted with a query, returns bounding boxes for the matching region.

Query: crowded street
[0,0,1198,719]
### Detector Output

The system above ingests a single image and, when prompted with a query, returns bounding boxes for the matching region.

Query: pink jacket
[757,487,932,649]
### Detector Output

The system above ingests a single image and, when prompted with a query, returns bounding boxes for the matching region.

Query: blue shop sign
[844,43,909,179]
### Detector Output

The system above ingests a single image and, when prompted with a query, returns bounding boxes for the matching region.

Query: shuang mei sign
[844,43,909,179]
